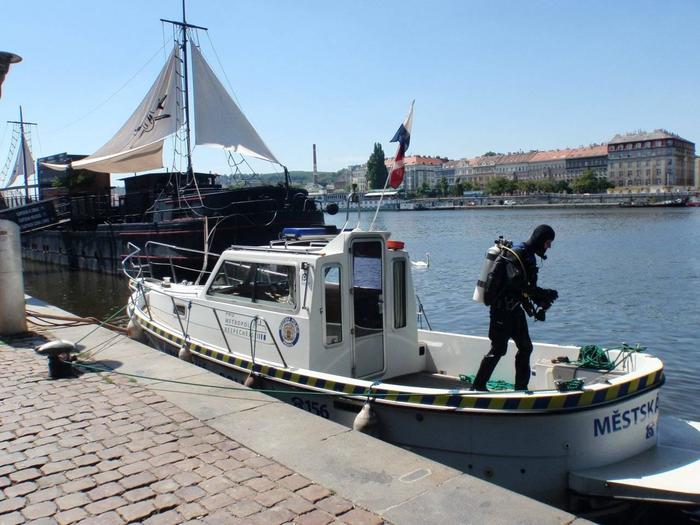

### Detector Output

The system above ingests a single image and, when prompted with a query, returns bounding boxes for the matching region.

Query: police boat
[122,204,699,509]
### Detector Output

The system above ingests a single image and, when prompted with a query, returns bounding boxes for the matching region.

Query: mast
[161,1,207,181]
[7,106,37,202]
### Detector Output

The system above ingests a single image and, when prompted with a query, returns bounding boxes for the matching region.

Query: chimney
[312,144,318,185]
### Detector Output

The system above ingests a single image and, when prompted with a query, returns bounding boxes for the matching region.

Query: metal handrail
[122,241,220,281]
[129,283,291,370]
[122,242,145,280]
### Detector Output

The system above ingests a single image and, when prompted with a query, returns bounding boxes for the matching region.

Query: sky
[1,0,699,177]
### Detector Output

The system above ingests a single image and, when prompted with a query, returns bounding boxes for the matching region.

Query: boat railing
[122,242,148,280]
[122,241,220,284]
[133,283,289,370]
[416,294,433,330]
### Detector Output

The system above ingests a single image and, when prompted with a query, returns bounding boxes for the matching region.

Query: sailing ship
[10,7,328,274]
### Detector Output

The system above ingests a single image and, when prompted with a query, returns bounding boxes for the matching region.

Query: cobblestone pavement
[0,338,387,525]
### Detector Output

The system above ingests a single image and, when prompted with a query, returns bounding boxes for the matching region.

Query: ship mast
[161,0,206,181]
[7,106,37,203]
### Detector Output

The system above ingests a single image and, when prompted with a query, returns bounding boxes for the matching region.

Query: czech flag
[388,100,414,189]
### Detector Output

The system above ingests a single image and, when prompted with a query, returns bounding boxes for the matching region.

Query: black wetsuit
[473,242,540,391]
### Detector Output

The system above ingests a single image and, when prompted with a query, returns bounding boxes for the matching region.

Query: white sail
[191,45,278,163]
[46,46,184,174]
[6,132,35,187]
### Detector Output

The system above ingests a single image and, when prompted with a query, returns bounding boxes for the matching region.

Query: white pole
[0,220,27,335]
[369,152,396,232]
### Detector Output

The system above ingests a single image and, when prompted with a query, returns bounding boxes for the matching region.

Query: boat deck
[386,371,474,390]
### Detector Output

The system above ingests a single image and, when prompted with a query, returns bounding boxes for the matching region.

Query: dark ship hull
[18,173,327,275]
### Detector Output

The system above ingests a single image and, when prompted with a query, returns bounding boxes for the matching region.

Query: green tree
[517,180,538,194]
[571,169,614,194]
[486,176,517,195]
[452,180,465,197]
[366,143,388,189]
[535,179,557,193]
[553,180,572,194]
[416,181,430,196]
[439,177,449,196]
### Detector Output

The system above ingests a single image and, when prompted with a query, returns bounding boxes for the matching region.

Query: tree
[366,143,388,190]
[416,181,430,196]
[571,169,614,194]
[553,180,572,194]
[452,180,465,197]
[486,176,517,195]
[439,177,449,196]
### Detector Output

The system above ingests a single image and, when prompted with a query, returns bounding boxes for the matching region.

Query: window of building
[323,265,342,345]
[208,260,296,308]
[393,260,407,328]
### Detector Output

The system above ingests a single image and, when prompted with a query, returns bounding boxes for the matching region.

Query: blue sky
[2,0,699,175]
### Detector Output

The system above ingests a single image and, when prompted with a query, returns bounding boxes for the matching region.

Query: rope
[26,308,128,336]
[459,374,514,391]
[572,343,644,371]
[71,360,473,398]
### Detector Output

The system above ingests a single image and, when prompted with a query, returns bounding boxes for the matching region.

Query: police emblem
[279,317,300,347]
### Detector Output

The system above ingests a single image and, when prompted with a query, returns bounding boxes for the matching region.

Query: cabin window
[323,266,342,345]
[393,260,407,328]
[208,260,296,308]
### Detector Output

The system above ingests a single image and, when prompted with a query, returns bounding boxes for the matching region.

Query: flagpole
[369,100,413,232]
[369,151,396,232]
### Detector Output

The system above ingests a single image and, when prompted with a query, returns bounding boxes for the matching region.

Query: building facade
[565,145,608,180]
[389,156,448,193]
[607,130,695,190]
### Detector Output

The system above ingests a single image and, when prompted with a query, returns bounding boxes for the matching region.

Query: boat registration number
[291,396,330,419]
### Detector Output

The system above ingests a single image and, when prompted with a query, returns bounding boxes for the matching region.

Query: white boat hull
[138,310,662,506]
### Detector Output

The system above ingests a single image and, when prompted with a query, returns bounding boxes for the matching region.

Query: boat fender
[127,318,146,343]
[178,345,192,362]
[244,373,260,388]
[473,239,505,303]
[352,401,379,437]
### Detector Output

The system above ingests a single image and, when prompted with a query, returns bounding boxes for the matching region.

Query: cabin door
[351,240,385,377]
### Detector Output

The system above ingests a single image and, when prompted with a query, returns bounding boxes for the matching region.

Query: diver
[472,224,558,391]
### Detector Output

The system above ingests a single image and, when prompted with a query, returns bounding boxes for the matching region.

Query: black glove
[533,288,558,310]
[534,308,546,322]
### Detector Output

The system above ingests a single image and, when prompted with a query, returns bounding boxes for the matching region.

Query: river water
[24,206,700,422]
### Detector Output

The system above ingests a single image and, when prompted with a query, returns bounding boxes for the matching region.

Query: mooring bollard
[0,219,27,335]
[35,340,79,379]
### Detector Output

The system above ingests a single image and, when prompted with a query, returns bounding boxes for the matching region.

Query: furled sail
[191,45,278,164]
[6,132,35,187]
[44,46,183,173]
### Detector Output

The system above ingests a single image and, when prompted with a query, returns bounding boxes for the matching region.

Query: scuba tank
[473,236,510,303]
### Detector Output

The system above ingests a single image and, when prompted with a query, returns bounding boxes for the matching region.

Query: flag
[387,100,414,189]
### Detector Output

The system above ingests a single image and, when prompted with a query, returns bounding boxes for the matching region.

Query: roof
[530,150,571,163]
[609,129,691,145]
[565,144,608,158]
[403,156,449,166]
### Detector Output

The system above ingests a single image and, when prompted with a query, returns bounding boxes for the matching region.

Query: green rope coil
[573,345,613,370]
[459,374,514,391]
[573,343,645,371]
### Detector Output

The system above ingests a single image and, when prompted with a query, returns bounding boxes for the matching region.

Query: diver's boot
[472,355,500,391]
[514,353,532,390]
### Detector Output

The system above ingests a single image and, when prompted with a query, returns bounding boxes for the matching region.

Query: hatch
[569,416,700,504]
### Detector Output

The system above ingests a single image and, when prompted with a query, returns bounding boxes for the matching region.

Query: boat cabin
[159,228,422,380]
